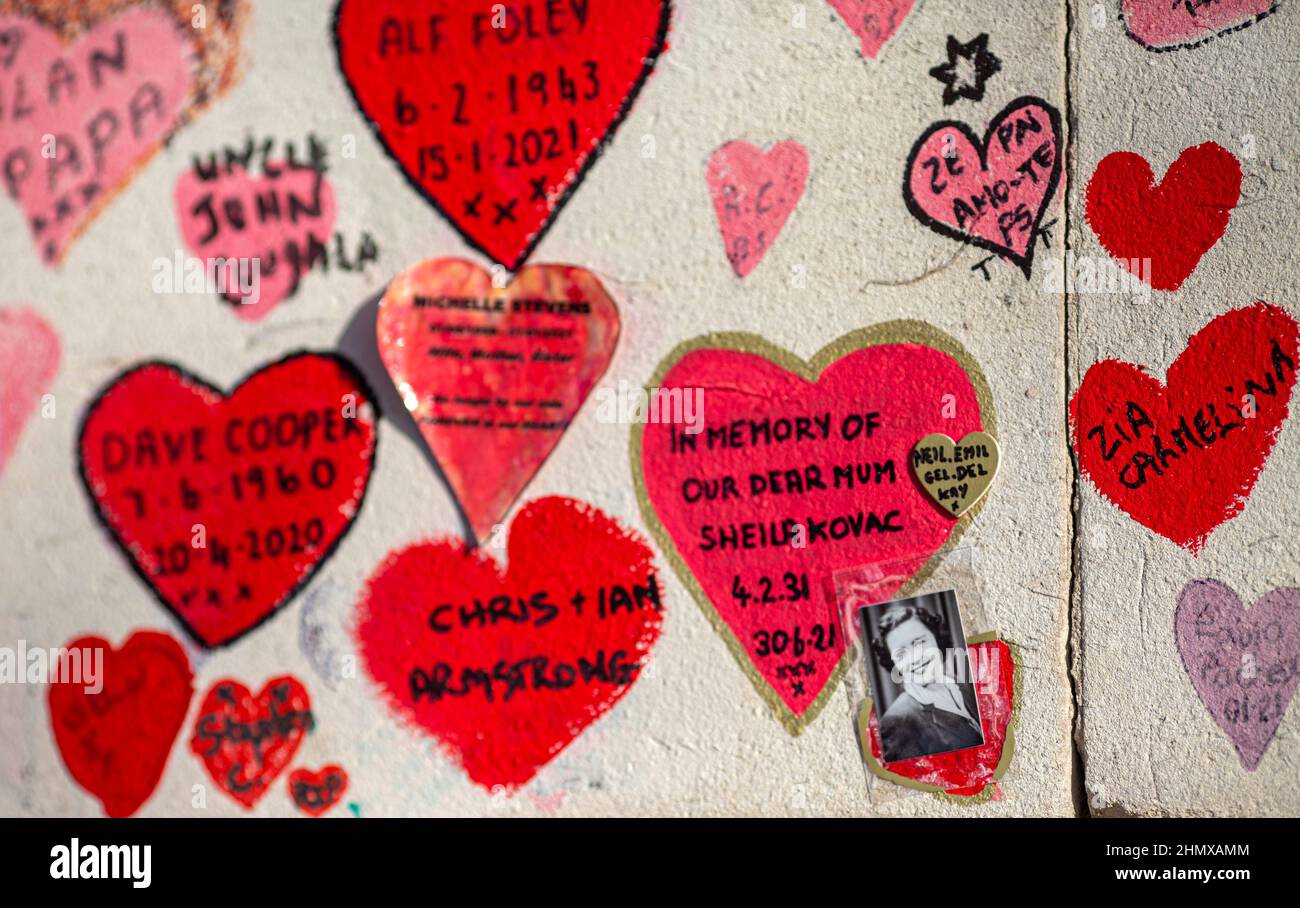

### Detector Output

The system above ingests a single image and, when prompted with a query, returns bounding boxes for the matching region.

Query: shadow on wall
[337,290,475,543]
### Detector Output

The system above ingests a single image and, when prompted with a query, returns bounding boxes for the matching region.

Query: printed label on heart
[175,159,339,322]
[1176,580,1300,770]
[1122,0,1279,51]
[1,7,192,264]
[0,306,59,477]
[826,0,917,59]
[633,323,996,733]
[706,140,808,278]
[903,96,1062,278]
[355,496,664,791]
[333,0,671,270]
[288,765,349,817]
[859,637,1017,797]
[1071,302,1298,553]
[911,432,999,518]
[377,258,619,541]
[77,352,379,648]
[48,630,194,818]
[191,676,314,808]
[1085,143,1241,292]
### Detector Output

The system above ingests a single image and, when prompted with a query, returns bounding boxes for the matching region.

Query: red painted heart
[860,638,1016,797]
[634,326,994,732]
[174,159,338,322]
[288,765,349,817]
[190,676,314,808]
[0,2,247,265]
[903,96,1062,278]
[78,352,378,648]
[1085,143,1241,292]
[1122,0,1279,52]
[0,306,60,476]
[355,496,664,791]
[333,0,671,270]
[47,630,194,818]
[706,140,809,277]
[377,259,619,541]
[1071,302,1298,553]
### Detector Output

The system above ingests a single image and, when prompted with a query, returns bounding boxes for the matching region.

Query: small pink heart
[0,8,193,265]
[174,163,338,321]
[1175,580,1300,771]
[903,96,1062,278]
[1122,0,1278,52]
[706,140,808,278]
[826,0,917,59]
[0,307,60,476]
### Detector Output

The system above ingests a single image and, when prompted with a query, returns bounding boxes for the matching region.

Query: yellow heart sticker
[910,432,1000,518]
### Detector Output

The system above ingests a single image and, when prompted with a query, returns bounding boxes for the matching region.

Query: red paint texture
[0,306,60,476]
[1085,143,1241,291]
[355,497,663,791]
[190,676,314,808]
[47,630,194,818]
[706,140,809,277]
[904,97,1062,277]
[288,765,349,817]
[377,259,618,541]
[334,0,671,270]
[78,353,378,647]
[1071,303,1298,552]
[1122,0,1278,51]
[640,341,985,723]
[865,639,1014,796]
[826,0,916,59]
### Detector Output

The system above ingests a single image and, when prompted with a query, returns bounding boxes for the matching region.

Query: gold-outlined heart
[856,632,1020,803]
[629,321,998,734]
[911,431,1000,518]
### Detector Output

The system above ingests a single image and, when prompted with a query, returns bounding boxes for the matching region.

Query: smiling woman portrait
[861,590,985,764]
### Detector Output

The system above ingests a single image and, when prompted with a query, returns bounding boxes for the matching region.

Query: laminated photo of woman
[863,592,985,763]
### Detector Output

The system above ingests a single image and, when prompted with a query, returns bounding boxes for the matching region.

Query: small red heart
[47,631,194,818]
[1071,302,1298,552]
[288,765,349,817]
[706,140,809,277]
[0,306,60,477]
[355,496,664,791]
[190,676,314,808]
[77,352,378,648]
[333,0,671,270]
[903,97,1062,278]
[862,639,1015,797]
[377,259,619,541]
[1085,142,1241,291]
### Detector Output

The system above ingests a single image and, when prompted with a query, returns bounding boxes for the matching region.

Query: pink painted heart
[0,306,59,476]
[1123,0,1279,52]
[706,140,808,278]
[1175,579,1300,771]
[827,0,917,59]
[175,162,338,321]
[377,259,620,542]
[903,96,1062,279]
[0,7,194,265]
[634,325,994,732]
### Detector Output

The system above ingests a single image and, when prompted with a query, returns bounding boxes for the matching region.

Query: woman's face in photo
[885,617,941,685]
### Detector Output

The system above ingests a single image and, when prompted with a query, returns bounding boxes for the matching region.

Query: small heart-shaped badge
[910,432,1000,518]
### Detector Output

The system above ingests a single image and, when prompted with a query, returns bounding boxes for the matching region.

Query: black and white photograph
[859,590,985,764]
